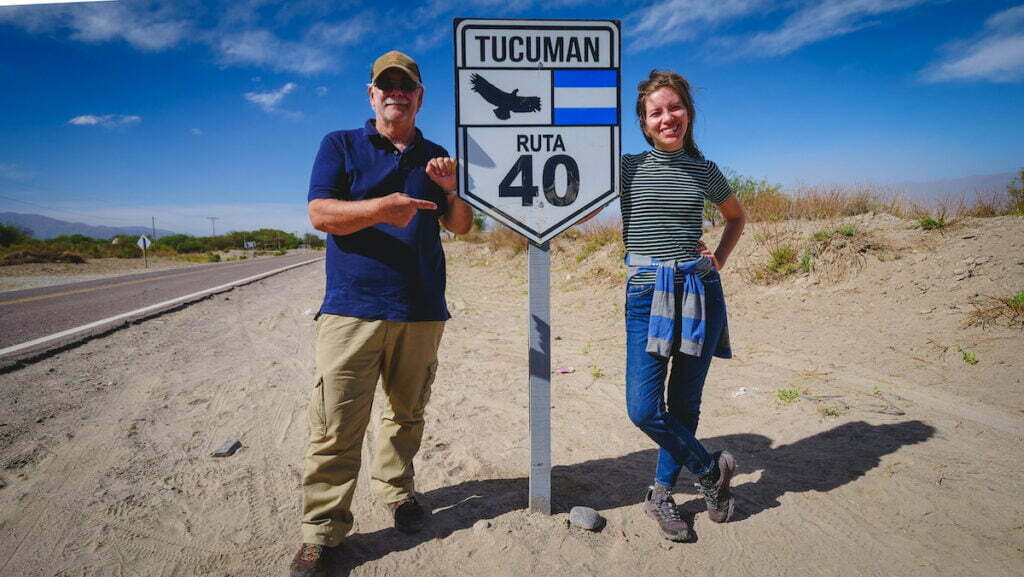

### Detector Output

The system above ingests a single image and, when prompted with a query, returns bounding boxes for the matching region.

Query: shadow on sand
[326,419,934,575]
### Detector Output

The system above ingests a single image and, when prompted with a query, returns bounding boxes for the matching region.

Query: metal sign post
[454,18,620,513]
[527,240,551,513]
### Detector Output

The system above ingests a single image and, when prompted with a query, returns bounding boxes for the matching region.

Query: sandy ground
[0,215,1022,577]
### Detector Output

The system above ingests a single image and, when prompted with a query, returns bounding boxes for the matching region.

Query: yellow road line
[0,261,252,307]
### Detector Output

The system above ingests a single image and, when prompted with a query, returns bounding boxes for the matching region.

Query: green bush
[777,388,800,404]
[1007,169,1024,216]
[0,223,33,246]
[767,244,799,275]
[918,216,949,230]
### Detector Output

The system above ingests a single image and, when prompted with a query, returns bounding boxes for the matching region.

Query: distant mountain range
[0,212,180,240]
[886,171,1018,203]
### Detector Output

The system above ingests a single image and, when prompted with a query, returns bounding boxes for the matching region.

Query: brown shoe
[696,451,736,523]
[388,496,425,534]
[644,486,692,542]
[289,543,332,577]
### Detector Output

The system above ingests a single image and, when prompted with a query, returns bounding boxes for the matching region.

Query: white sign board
[137,235,151,250]
[455,19,620,244]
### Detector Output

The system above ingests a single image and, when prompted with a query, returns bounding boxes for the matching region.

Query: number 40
[498,154,579,207]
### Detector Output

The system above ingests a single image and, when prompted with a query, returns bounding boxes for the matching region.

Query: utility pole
[151,217,157,240]
[206,216,219,237]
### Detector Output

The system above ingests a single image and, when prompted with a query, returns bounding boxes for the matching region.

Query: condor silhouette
[470,73,542,120]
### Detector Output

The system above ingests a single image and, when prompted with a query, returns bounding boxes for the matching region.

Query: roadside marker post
[454,18,620,513]
[137,235,152,268]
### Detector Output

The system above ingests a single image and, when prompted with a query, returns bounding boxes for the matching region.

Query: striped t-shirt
[621,148,733,284]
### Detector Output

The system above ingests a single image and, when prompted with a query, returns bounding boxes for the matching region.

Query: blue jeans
[625,271,727,487]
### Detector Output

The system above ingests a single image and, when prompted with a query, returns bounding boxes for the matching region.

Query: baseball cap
[371,51,421,85]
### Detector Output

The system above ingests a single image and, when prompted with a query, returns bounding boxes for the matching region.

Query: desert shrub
[745,188,792,222]
[573,220,619,263]
[963,191,1005,218]
[206,252,221,262]
[957,346,978,365]
[0,223,33,246]
[918,215,950,230]
[1008,169,1024,215]
[710,170,785,225]
[767,244,799,275]
[799,247,812,273]
[59,251,86,263]
[777,388,800,404]
[485,223,527,254]
[1,247,86,265]
[742,220,802,284]
[803,227,869,283]
[838,188,878,216]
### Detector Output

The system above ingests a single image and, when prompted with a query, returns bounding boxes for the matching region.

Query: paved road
[0,253,322,355]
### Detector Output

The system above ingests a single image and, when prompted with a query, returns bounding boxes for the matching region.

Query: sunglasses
[373,76,419,92]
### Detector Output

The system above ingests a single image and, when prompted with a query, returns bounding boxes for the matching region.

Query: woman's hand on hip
[697,240,720,271]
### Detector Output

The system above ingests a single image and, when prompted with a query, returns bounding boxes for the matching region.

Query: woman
[621,70,746,541]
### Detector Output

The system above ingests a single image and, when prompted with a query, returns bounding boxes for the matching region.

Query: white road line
[0,256,322,359]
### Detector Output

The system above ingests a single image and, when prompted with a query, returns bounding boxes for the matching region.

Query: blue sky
[0,0,1022,236]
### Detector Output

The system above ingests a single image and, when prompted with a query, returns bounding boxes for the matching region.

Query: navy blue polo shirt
[308,119,451,322]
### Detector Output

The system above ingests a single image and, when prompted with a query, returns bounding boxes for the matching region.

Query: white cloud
[0,2,371,74]
[627,0,769,53]
[624,0,930,57]
[68,2,189,51]
[190,128,203,135]
[217,29,334,75]
[740,0,929,57]
[315,86,328,97]
[305,14,372,47]
[0,162,35,181]
[68,114,142,128]
[921,5,1024,83]
[413,25,449,53]
[0,1,192,51]
[244,82,301,118]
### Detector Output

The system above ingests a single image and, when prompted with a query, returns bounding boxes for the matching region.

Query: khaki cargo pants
[301,314,445,546]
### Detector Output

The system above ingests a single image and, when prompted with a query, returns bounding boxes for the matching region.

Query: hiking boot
[696,451,736,523]
[643,486,691,542]
[288,543,332,577]
[388,496,425,534]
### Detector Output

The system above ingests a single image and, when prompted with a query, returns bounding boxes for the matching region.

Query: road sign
[455,18,620,244]
[137,235,151,268]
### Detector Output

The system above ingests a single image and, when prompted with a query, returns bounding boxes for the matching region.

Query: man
[291,50,473,577]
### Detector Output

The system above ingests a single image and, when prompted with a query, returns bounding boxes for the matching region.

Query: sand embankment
[1,215,1022,576]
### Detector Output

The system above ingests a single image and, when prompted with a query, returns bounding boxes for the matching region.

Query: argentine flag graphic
[552,70,618,125]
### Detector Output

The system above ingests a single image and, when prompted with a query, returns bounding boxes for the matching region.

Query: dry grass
[1,248,87,265]
[561,219,622,263]
[964,292,1024,329]
[737,183,1017,223]
[805,226,870,283]
[740,220,804,284]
